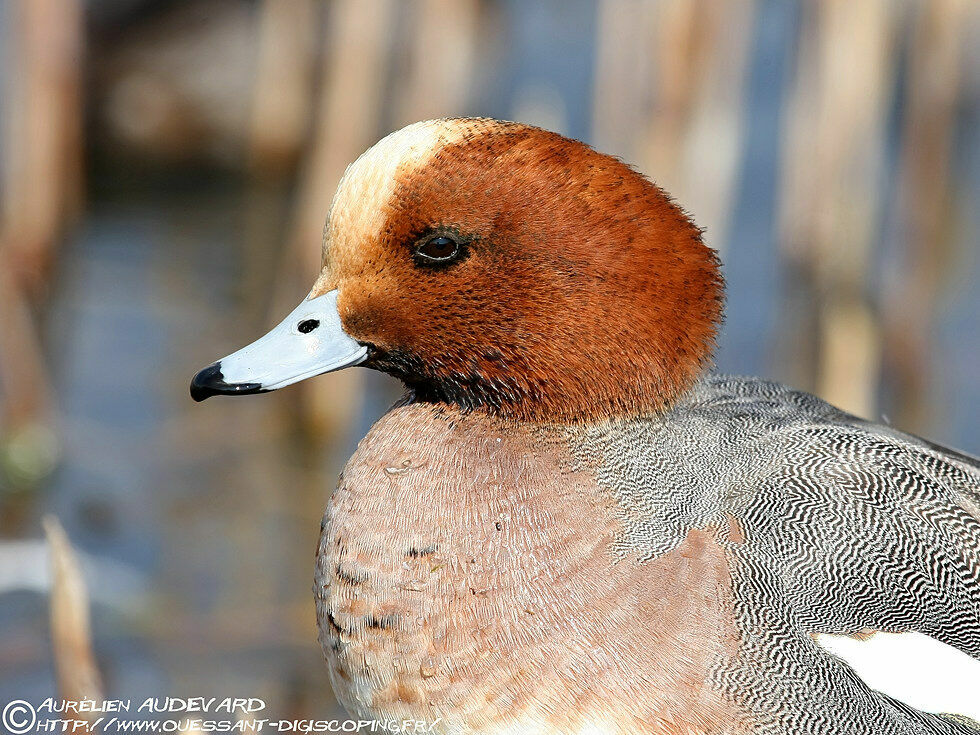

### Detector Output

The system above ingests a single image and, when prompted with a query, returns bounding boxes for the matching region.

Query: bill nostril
[298,319,320,334]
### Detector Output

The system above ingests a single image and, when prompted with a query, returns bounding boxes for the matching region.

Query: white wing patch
[815,631,980,721]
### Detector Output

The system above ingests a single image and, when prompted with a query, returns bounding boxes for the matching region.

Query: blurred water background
[0,0,977,718]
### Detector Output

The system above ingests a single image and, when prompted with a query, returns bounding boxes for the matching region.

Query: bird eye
[297,318,320,334]
[415,234,462,264]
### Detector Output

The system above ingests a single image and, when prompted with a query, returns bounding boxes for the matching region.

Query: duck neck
[368,346,714,423]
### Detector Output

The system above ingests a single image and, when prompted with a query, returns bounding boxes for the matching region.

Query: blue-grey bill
[190,290,366,402]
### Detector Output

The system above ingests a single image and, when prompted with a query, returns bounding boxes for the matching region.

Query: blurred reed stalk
[248,0,317,177]
[640,0,755,251]
[593,0,755,251]
[44,516,105,713]
[0,268,55,436]
[0,0,83,478]
[242,0,317,328]
[592,0,652,161]
[776,0,899,420]
[0,0,84,291]
[390,0,480,125]
[882,0,970,433]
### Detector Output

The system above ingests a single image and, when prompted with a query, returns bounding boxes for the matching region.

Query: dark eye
[415,234,462,264]
[297,318,320,333]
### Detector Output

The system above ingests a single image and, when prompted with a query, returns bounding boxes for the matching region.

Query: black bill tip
[190,362,266,402]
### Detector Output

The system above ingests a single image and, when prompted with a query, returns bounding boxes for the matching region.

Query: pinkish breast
[314,401,749,734]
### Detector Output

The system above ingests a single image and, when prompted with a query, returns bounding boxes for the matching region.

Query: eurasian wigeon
[191,118,980,734]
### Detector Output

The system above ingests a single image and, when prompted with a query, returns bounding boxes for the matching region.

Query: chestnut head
[191,118,723,422]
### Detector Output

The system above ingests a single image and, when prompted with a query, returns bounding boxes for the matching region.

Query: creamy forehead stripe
[324,118,492,266]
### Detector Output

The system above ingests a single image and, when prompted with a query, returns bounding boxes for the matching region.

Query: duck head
[191,118,723,422]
